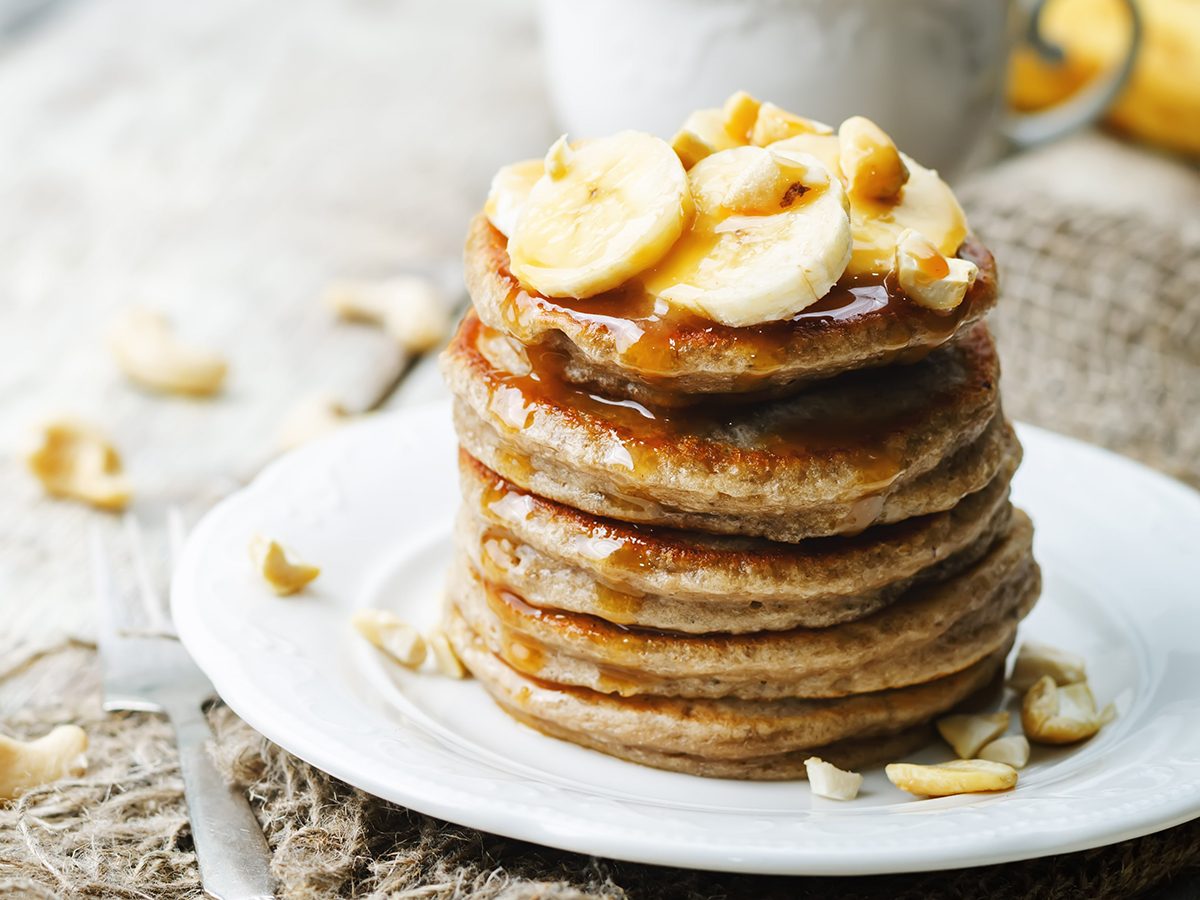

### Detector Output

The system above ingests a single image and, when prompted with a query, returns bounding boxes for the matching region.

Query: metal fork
[91,511,276,900]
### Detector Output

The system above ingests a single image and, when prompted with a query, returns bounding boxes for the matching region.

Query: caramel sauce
[487,583,662,697]
[495,253,980,381]
[471,311,931,491]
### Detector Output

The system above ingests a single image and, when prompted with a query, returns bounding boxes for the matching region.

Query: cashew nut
[108,308,227,396]
[751,103,833,146]
[26,419,131,511]
[0,725,88,801]
[276,393,352,451]
[838,116,910,202]
[427,628,467,679]
[1022,675,1115,745]
[250,536,320,596]
[325,275,450,353]
[886,759,1018,797]
[720,91,762,143]
[804,757,863,800]
[352,610,427,668]
[1009,641,1087,692]
[936,711,1010,759]
[895,229,978,312]
[978,735,1031,769]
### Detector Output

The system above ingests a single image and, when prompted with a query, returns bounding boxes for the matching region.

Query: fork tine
[124,513,171,634]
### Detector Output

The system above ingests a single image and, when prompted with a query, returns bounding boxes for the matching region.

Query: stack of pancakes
[441,213,1039,780]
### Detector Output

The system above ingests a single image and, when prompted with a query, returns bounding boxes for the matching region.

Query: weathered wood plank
[0,0,552,657]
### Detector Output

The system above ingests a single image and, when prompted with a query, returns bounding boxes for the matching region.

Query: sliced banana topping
[770,129,968,276]
[642,146,852,326]
[1022,675,1116,745]
[895,229,978,311]
[485,158,543,237]
[487,92,973,323]
[838,116,910,203]
[507,131,692,299]
[751,103,833,147]
[669,91,765,170]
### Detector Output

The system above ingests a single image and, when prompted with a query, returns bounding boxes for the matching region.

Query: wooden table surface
[0,0,555,670]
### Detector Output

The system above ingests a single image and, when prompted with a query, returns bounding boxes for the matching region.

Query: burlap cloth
[2,188,1199,899]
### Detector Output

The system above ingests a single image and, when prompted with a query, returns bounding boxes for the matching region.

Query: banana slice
[484,158,543,238]
[507,131,692,299]
[770,128,968,276]
[642,146,852,327]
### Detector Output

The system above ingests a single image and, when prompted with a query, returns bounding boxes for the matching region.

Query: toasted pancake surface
[458,450,1017,631]
[443,312,1013,539]
[449,510,1038,699]
[448,609,1010,779]
[465,213,998,405]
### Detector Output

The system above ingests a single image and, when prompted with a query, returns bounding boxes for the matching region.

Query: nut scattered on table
[1009,641,1087,692]
[325,274,451,353]
[250,536,320,596]
[803,757,863,800]
[108,307,227,397]
[26,419,131,511]
[352,610,427,668]
[1022,675,1115,745]
[886,759,1018,797]
[978,735,1031,769]
[428,628,467,679]
[0,725,88,801]
[936,711,1010,759]
[276,392,352,451]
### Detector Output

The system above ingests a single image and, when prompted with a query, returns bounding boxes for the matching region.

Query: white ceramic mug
[537,0,1140,177]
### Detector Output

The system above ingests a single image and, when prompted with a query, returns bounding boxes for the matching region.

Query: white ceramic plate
[172,404,1200,876]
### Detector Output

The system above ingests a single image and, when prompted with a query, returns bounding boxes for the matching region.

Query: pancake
[449,509,1038,700]
[465,213,999,407]
[448,609,1011,780]
[444,311,1015,540]
[458,449,1017,632]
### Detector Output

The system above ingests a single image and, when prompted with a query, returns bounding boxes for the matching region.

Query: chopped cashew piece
[804,757,863,800]
[428,629,467,679]
[1009,641,1087,692]
[838,116,910,202]
[886,759,1018,797]
[895,228,978,311]
[325,275,451,354]
[1022,675,1115,745]
[936,712,1010,759]
[276,393,351,451]
[670,128,716,170]
[751,103,833,146]
[250,536,320,596]
[108,308,227,397]
[544,135,574,179]
[26,419,131,511]
[978,735,1031,769]
[720,91,762,142]
[0,725,88,801]
[352,610,427,668]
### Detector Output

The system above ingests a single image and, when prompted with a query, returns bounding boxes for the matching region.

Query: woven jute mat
[2,194,1199,898]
